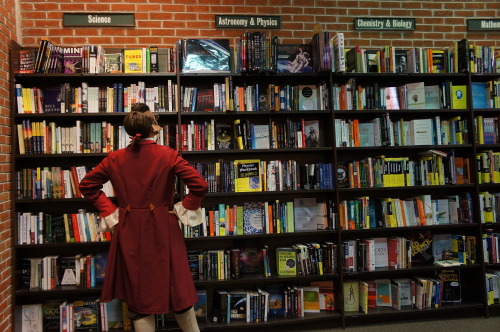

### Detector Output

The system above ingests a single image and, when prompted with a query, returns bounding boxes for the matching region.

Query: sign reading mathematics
[215,15,281,29]
[354,17,416,31]
[63,13,135,27]
[468,19,500,31]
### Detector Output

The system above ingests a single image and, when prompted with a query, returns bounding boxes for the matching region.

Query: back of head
[124,103,153,145]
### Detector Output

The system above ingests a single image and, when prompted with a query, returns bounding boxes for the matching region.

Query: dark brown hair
[124,103,154,144]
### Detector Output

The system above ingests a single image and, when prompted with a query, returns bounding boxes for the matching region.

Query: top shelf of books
[13,35,500,76]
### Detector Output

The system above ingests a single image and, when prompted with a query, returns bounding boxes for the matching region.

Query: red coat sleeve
[172,152,208,210]
[78,157,117,217]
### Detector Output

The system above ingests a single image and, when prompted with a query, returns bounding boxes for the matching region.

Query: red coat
[79,140,208,314]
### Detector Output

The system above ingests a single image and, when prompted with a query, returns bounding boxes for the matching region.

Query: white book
[373,237,389,268]
[406,82,426,109]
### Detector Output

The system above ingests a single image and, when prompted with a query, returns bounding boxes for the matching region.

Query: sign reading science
[354,17,416,31]
[63,13,135,27]
[215,15,281,29]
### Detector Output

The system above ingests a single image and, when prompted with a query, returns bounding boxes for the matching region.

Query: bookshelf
[10,38,500,331]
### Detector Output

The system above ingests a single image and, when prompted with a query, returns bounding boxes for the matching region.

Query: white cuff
[173,201,204,227]
[99,208,119,233]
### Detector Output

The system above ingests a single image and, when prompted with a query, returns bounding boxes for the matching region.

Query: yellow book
[480,192,494,223]
[477,115,484,144]
[382,198,397,227]
[359,281,369,313]
[451,85,467,109]
[275,247,297,276]
[232,119,245,149]
[17,124,25,154]
[493,152,500,183]
[234,159,261,192]
[123,49,143,73]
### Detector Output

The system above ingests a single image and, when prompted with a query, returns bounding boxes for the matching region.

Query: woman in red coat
[79,103,208,332]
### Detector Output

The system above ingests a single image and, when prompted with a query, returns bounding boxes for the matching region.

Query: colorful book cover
[266,284,285,317]
[275,247,297,276]
[72,298,99,331]
[438,269,462,303]
[375,279,392,307]
[239,247,263,274]
[63,47,82,74]
[123,49,143,73]
[451,85,468,109]
[432,233,453,261]
[234,159,261,192]
[310,280,335,311]
[410,231,434,263]
[104,53,122,73]
[228,290,247,321]
[276,44,314,73]
[243,202,263,234]
[302,286,321,312]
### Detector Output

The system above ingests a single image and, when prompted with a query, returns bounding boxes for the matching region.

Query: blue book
[471,82,488,109]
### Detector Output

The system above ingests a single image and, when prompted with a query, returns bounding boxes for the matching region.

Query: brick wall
[18,0,500,48]
[2,0,500,330]
[0,0,16,329]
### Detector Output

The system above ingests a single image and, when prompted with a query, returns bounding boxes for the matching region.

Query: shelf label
[63,13,135,27]
[215,15,281,29]
[354,17,416,30]
[467,19,500,31]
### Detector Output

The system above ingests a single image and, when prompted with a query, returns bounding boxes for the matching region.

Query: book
[234,160,261,192]
[228,290,247,321]
[432,234,453,260]
[16,304,43,332]
[195,88,215,112]
[438,269,461,303]
[276,44,314,73]
[471,82,488,109]
[303,120,320,147]
[276,247,297,276]
[310,280,335,311]
[42,300,62,331]
[123,49,143,73]
[394,49,408,73]
[302,286,321,313]
[239,248,263,275]
[194,290,208,322]
[102,299,124,330]
[72,298,99,331]
[425,85,442,109]
[406,82,426,109]
[266,285,285,318]
[451,85,467,109]
[215,123,233,150]
[384,86,400,110]
[181,39,231,73]
[251,124,270,149]
[243,202,263,234]
[375,279,392,307]
[104,53,122,73]
[293,197,318,231]
[298,85,318,110]
[343,280,359,312]
[63,47,82,74]
[410,231,434,263]
[373,237,389,268]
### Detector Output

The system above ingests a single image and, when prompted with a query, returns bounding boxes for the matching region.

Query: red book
[71,213,81,242]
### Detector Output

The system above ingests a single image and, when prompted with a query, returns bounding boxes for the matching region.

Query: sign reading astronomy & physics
[63,13,135,27]
[215,15,281,29]
[354,17,416,30]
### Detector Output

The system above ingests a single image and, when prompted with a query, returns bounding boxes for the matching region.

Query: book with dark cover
[228,290,247,321]
[42,299,63,331]
[215,123,233,150]
[394,49,408,73]
[195,88,215,112]
[181,39,231,73]
[59,256,76,286]
[437,269,461,303]
[50,215,66,243]
[410,231,434,263]
[43,86,62,113]
[187,250,202,280]
[266,284,285,317]
[194,290,208,322]
[276,44,314,73]
[94,252,107,285]
[239,248,263,275]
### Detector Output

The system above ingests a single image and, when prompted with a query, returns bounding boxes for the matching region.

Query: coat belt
[124,204,175,214]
